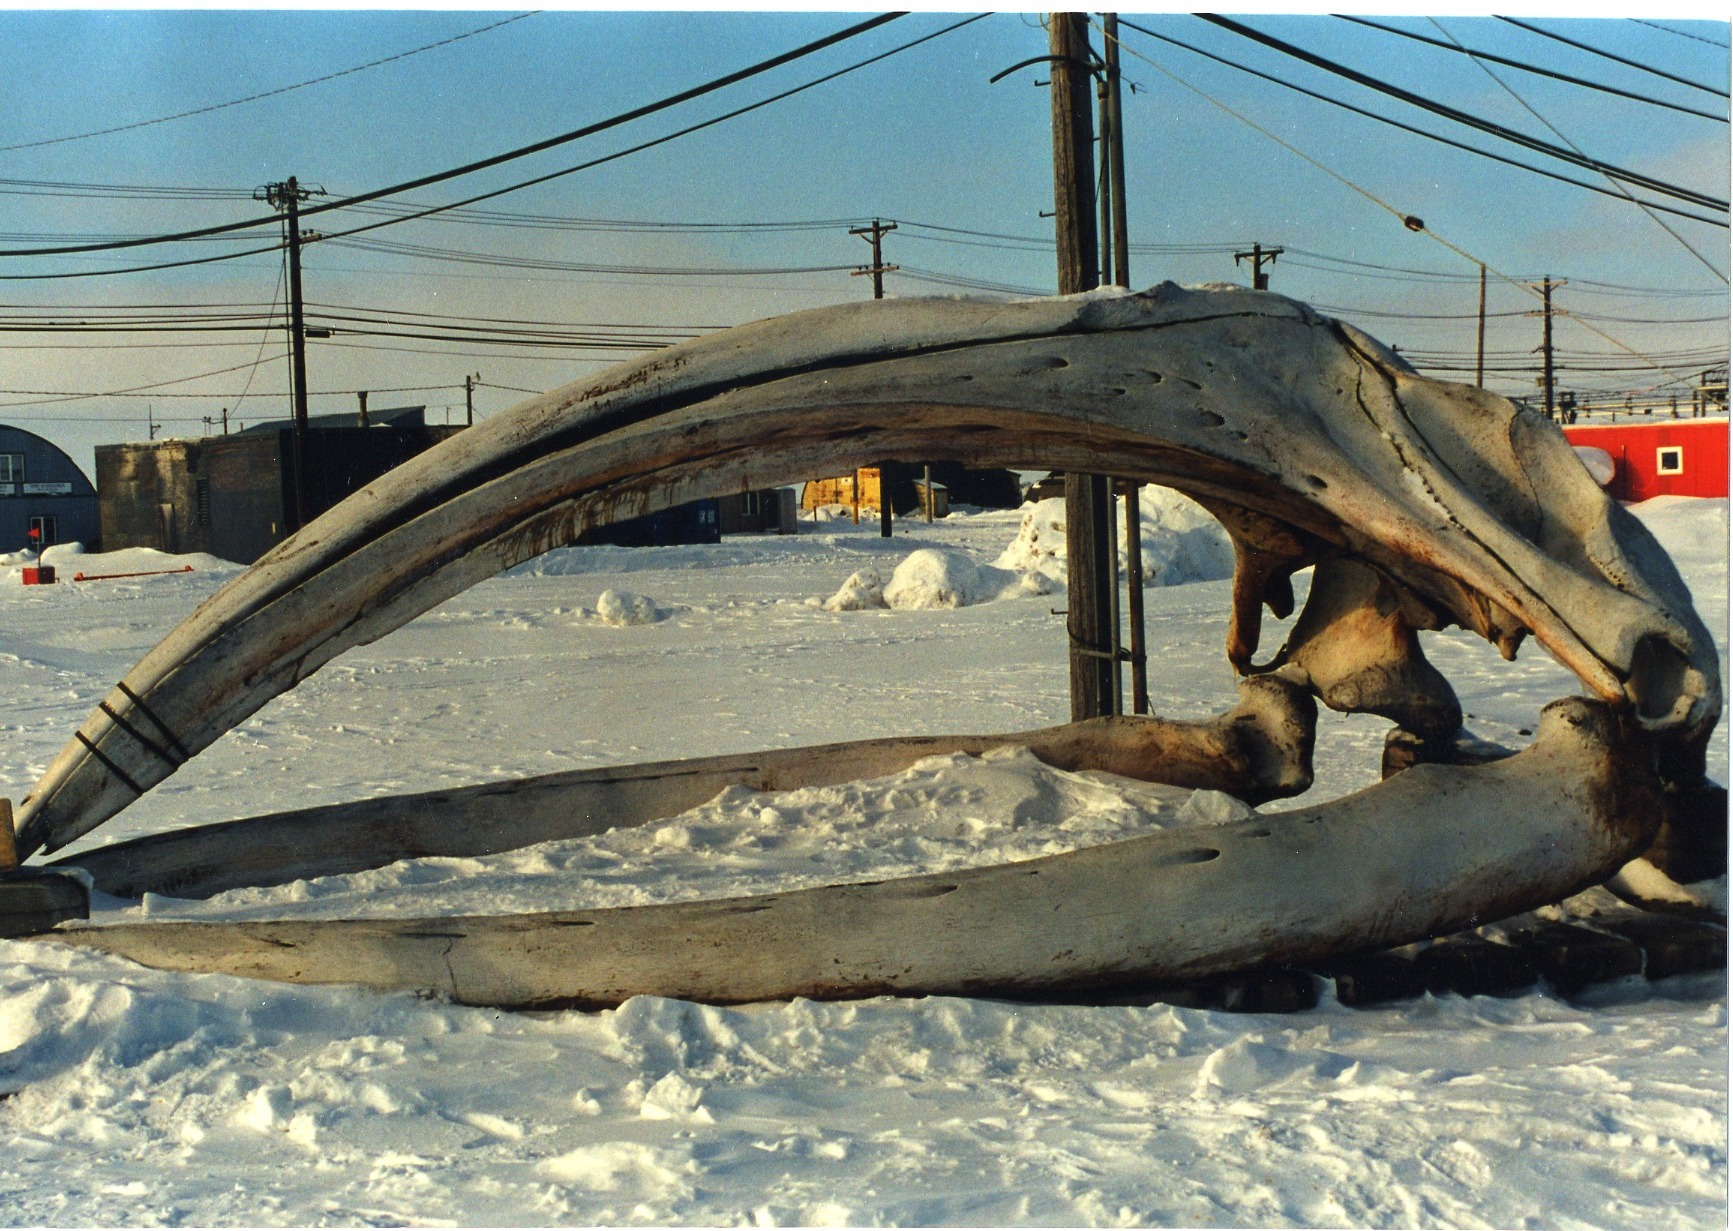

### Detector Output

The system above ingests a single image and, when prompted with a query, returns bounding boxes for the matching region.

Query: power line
[0,14,539,154]
[0,14,985,284]
[1426,17,1727,281]
[1105,22,1710,391]
[0,13,906,261]
[296,16,989,256]
[1498,17,1729,99]
[1337,17,1726,123]
[1632,19,1731,51]
[1195,15,1727,213]
[322,235,862,277]
[1120,21,1727,229]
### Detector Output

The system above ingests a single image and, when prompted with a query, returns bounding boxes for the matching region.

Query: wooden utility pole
[465,372,480,426]
[850,218,898,299]
[853,220,900,537]
[1234,242,1282,290]
[1526,276,1565,420]
[1050,12,1118,720]
[1475,263,1488,388]
[258,176,316,531]
[357,390,369,428]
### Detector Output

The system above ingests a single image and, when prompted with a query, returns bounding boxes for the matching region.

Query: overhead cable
[1196,15,1727,213]
[1632,19,1731,51]
[0,13,980,282]
[299,15,988,253]
[1337,17,1726,123]
[1427,17,1728,280]
[1497,17,1729,99]
[1122,21,1727,228]
[0,14,539,154]
[1105,21,1713,387]
[0,12,907,259]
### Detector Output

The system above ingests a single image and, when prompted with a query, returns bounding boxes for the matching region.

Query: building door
[27,514,56,548]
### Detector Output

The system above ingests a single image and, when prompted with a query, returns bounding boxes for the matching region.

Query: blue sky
[1,8,1726,471]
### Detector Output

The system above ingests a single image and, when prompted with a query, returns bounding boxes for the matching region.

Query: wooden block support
[0,799,16,870]
[0,871,90,938]
[1415,935,1540,998]
[1329,951,1428,1007]
[1499,920,1644,993]
[1597,914,1728,980]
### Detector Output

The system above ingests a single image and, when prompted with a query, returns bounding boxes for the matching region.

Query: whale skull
[12,284,1722,1007]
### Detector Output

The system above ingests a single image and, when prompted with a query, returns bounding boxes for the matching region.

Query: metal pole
[1475,263,1487,388]
[1122,480,1147,713]
[1051,12,1118,720]
[1104,13,1130,288]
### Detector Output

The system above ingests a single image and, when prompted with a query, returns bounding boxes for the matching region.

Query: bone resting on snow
[6,284,1723,1007]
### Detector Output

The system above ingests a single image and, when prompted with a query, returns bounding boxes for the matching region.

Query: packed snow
[0,497,1724,1227]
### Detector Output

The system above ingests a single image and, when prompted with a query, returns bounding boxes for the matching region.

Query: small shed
[1561,418,1728,502]
[0,424,100,553]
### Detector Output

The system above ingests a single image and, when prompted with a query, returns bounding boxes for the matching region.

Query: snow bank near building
[0,544,242,581]
[995,486,1235,588]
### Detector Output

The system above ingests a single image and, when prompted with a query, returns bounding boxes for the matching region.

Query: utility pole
[221,406,229,435]
[1234,242,1283,290]
[1525,276,1565,420]
[256,176,319,532]
[357,390,369,428]
[147,405,157,441]
[853,219,900,537]
[1050,12,1118,720]
[850,219,898,299]
[1476,263,1487,388]
[464,372,480,426]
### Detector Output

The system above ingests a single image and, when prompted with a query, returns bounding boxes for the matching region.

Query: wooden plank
[1597,913,1728,980]
[1497,919,1644,993]
[1415,936,1539,998]
[0,871,89,938]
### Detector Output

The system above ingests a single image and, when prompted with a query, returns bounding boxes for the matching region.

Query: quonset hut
[0,424,100,553]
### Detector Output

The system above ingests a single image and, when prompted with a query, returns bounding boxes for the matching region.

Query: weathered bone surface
[9,283,1723,1003]
[40,699,1658,1008]
[53,676,1315,900]
[15,284,1718,862]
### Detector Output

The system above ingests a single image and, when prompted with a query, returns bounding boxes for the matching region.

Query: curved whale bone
[52,675,1316,901]
[9,285,1724,990]
[39,699,1662,1008]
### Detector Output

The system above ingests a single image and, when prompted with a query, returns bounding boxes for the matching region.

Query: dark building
[578,488,797,548]
[716,487,799,535]
[0,424,100,553]
[97,406,459,564]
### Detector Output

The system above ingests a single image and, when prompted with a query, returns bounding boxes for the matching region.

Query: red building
[1561,418,1728,502]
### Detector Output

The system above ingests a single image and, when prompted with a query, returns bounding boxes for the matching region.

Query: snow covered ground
[0,496,1725,1227]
